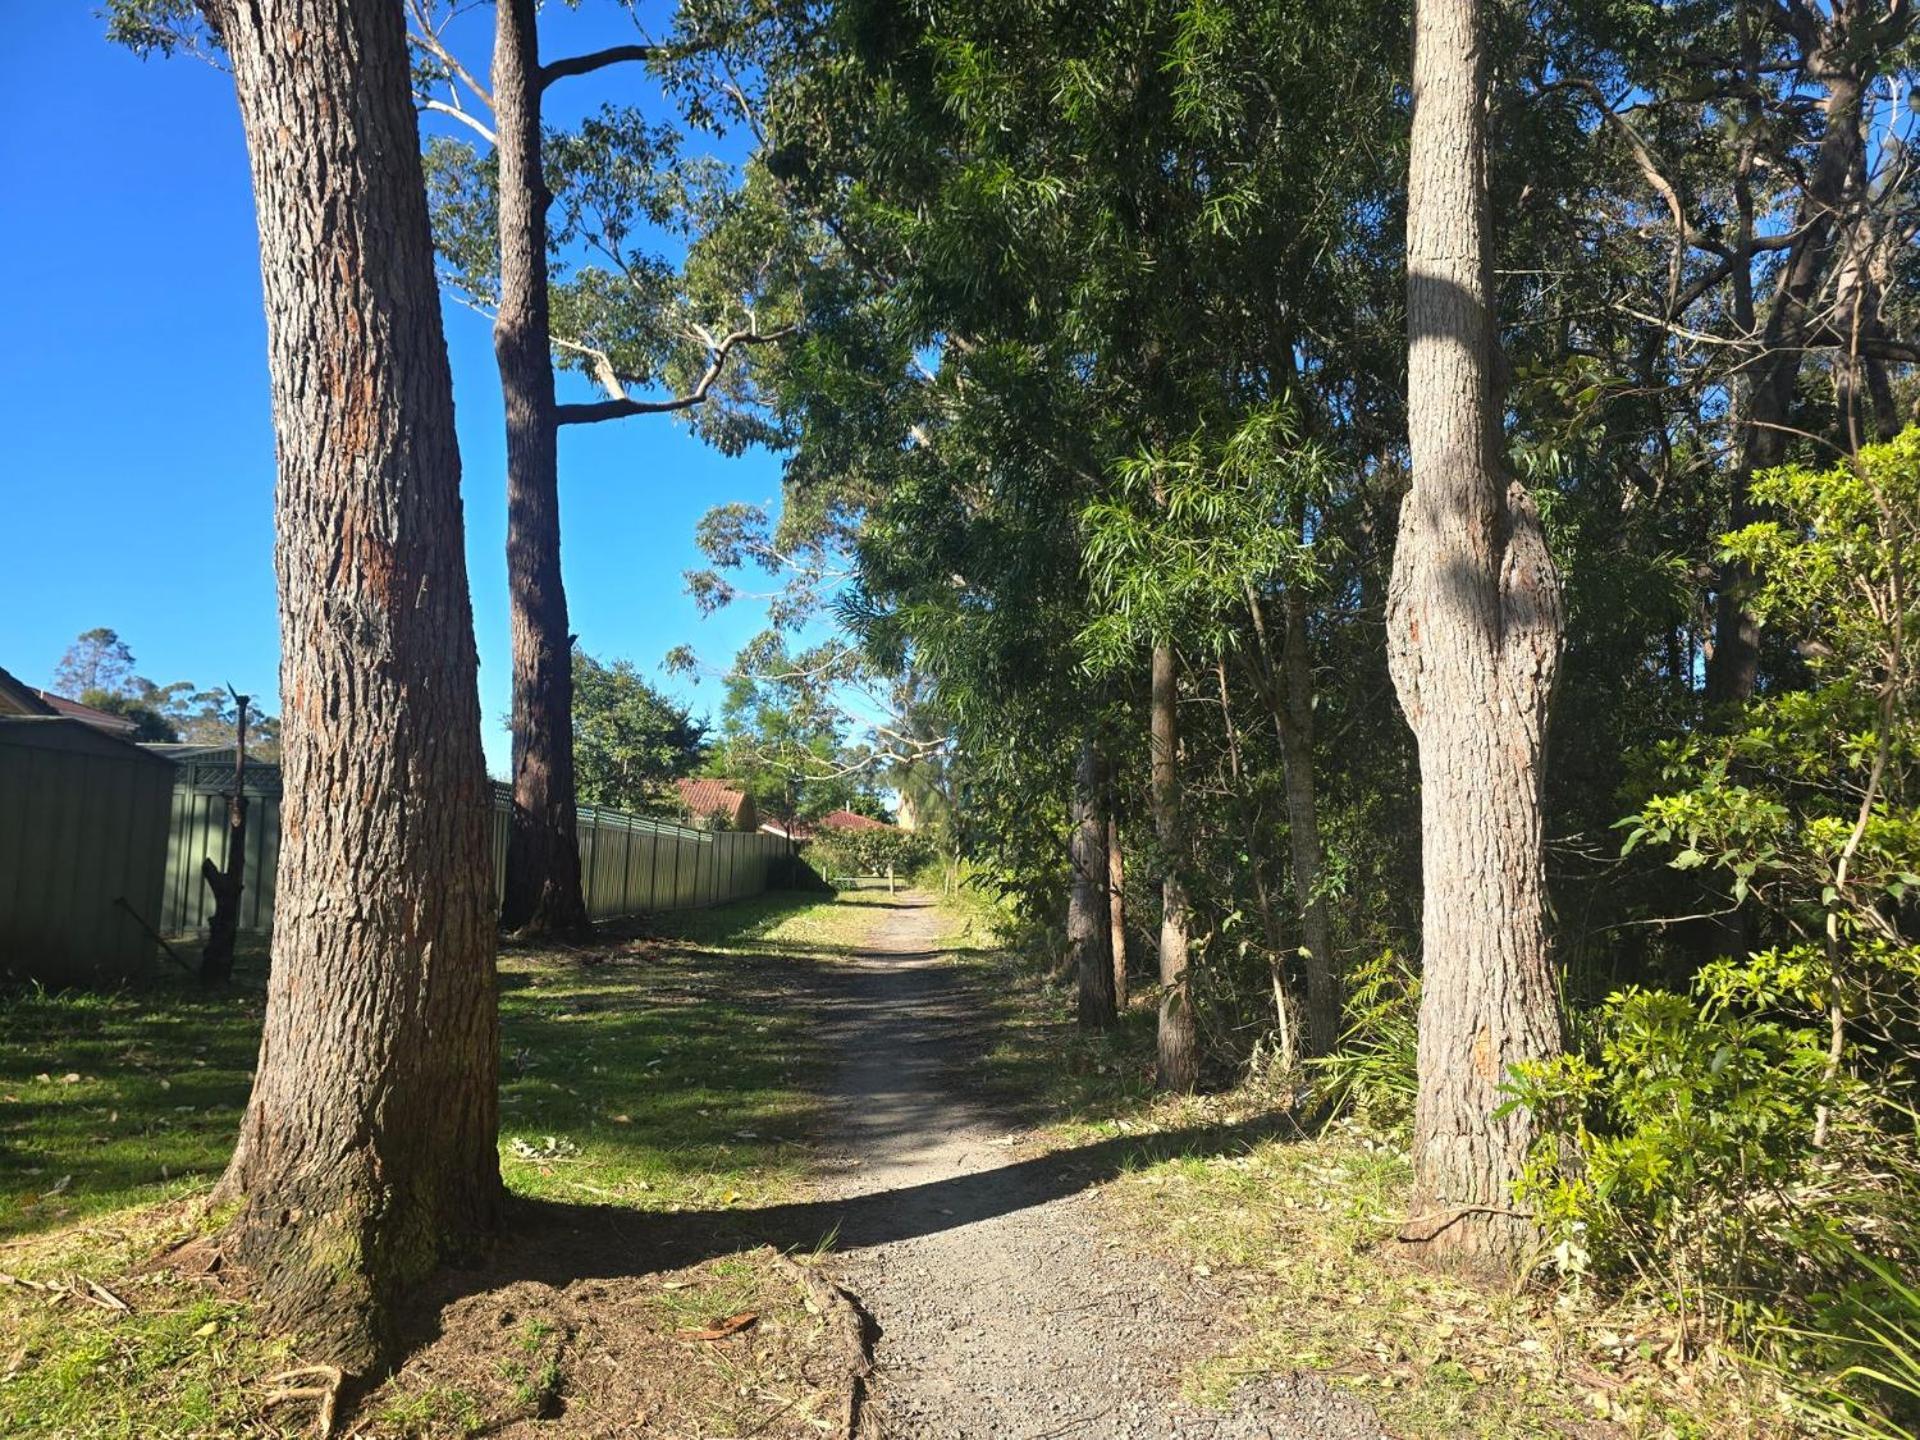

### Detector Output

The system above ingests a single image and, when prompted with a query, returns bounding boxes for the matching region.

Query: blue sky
[0,1,786,778]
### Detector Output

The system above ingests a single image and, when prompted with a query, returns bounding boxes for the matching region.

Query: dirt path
[803,894,1381,1440]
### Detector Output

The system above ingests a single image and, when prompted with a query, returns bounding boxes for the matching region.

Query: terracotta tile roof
[818,808,893,832]
[674,777,750,824]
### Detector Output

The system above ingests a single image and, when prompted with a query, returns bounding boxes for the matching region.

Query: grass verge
[944,891,1799,1439]
[0,887,882,1438]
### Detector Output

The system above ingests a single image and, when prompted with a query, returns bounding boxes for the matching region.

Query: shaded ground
[1,889,1388,1437]
[799,894,1382,1440]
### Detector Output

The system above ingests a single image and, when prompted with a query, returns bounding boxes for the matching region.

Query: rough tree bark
[1385,0,1566,1272]
[208,0,501,1368]
[1069,740,1117,1030]
[1107,806,1128,1010]
[1150,643,1197,1091]
[494,0,589,936]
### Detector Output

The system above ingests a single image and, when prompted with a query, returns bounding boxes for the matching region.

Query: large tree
[1386,0,1566,1270]
[123,0,504,1367]
[412,0,796,935]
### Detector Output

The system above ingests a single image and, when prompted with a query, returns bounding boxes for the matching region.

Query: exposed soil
[340,893,1384,1437]
[808,894,1383,1440]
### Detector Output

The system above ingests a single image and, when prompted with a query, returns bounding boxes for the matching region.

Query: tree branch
[555,324,795,426]
[421,98,497,146]
[539,43,665,89]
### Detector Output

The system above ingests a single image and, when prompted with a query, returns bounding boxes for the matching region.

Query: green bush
[807,827,933,881]
[1310,950,1420,1134]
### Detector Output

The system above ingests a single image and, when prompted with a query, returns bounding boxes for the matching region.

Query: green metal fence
[160,760,786,935]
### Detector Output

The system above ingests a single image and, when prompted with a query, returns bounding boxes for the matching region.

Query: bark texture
[1107,809,1128,1010]
[1069,741,1117,1029]
[1150,644,1197,1091]
[209,0,501,1367]
[1386,0,1565,1272]
[495,0,589,936]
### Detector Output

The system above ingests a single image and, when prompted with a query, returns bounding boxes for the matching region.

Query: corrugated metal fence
[161,758,786,935]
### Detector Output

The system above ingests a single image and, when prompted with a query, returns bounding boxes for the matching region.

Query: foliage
[1508,433,1920,1411]
[44,629,279,756]
[1310,951,1420,1134]
[807,824,932,880]
[571,645,707,813]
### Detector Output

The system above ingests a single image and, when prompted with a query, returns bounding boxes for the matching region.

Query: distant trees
[48,627,279,754]
[572,645,707,812]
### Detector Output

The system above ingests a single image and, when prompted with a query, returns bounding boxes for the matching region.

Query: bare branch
[555,324,795,426]
[421,98,497,146]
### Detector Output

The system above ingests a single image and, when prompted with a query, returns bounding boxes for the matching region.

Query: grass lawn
[955,901,1798,1440]
[0,887,884,1439]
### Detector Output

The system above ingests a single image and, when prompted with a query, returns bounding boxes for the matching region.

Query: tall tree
[413,0,796,934]
[149,0,503,1366]
[1150,642,1198,1090]
[1069,739,1117,1029]
[1386,0,1566,1269]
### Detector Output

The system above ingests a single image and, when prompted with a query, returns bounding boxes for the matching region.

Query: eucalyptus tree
[410,0,800,933]
[108,0,500,1367]
[1387,0,1566,1271]
[1509,0,1919,707]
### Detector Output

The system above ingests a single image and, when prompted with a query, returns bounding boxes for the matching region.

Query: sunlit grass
[0,887,882,1439]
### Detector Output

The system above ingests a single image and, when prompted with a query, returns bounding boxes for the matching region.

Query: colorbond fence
[161,758,786,935]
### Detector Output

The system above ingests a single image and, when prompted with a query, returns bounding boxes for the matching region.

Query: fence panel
[158,768,781,935]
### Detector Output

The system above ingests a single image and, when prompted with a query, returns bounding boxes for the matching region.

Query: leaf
[678,1311,757,1341]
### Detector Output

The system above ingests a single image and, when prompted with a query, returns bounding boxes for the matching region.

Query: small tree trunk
[1070,740,1117,1030]
[1706,46,1864,706]
[1388,0,1565,1273]
[1245,584,1337,1056]
[1150,644,1197,1091]
[495,0,589,937]
[1215,657,1299,1070]
[209,0,501,1368]
[198,695,250,985]
[1107,807,1128,1010]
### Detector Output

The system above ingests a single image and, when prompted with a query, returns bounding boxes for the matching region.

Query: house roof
[31,689,138,736]
[0,666,58,718]
[818,808,894,832]
[674,777,751,824]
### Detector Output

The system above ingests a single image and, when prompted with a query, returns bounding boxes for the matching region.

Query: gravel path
[803,894,1383,1440]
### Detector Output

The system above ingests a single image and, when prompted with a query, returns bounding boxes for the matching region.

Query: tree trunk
[1107,806,1128,1011]
[1246,581,1339,1057]
[1215,657,1298,1070]
[1149,643,1197,1091]
[1386,0,1565,1273]
[208,0,501,1369]
[495,0,589,936]
[1070,740,1117,1030]
[1706,47,1864,705]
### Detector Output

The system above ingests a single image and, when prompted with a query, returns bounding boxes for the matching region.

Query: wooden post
[199,691,250,985]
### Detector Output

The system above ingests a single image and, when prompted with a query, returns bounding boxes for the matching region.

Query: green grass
[933,885,1795,1439]
[0,962,267,1237]
[0,887,885,1439]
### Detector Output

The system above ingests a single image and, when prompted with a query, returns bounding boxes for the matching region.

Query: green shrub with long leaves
[1310,950,1420,1133]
